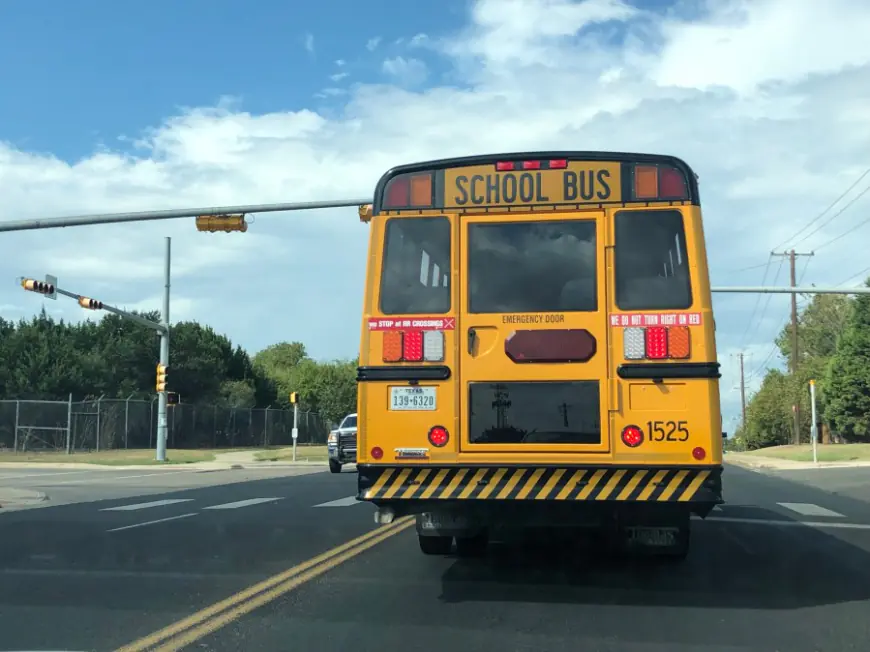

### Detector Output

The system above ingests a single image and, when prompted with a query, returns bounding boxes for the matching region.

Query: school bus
[355,151,723,560]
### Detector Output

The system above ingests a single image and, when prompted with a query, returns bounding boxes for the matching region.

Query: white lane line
[100,498,195,512]
[107,512,198,532]
[314,495,360,507]
[700,515,870,530]
[203,497,283,510]
[777,502,845,518]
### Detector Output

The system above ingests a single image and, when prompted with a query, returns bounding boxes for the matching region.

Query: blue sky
[1,0,869,429]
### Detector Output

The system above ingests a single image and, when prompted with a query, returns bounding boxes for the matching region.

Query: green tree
[743,369,793,449]
[823,282,870,442]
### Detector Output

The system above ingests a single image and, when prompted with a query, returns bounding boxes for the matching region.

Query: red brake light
[371,446,384,460]
[403,331,423,362]
[692,446,706,461]
[428,426,449,447]
[621,425,643,448]
[645,326,668,359]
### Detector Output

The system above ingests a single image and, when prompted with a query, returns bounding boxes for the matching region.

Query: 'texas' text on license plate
[445,162,622,208]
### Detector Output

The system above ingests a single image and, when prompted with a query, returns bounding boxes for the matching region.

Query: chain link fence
[0,398,327,452]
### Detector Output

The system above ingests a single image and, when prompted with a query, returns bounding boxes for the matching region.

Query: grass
[254,445,329,462]
[745,444,870,463]
[0,448,228,465]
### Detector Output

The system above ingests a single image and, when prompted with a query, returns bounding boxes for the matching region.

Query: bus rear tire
[418,534,452,556]
[329,459,342,474]
[455,531,488,557]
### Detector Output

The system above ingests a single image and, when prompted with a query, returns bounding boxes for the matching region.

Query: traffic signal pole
[156,237,171,462]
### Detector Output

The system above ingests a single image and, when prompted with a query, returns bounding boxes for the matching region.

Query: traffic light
[358,204,373,223]
[167,392,179,406]
[195,214,248,233]
[156,363,168,393]
[78,297,104,310]
[290,391,299,404]
[21,278,55,296]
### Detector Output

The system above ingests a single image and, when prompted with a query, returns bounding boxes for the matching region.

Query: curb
[0,487,49,508]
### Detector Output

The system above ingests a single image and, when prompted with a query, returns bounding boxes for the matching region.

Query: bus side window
[614,210,693,311]
[380,217,451,315]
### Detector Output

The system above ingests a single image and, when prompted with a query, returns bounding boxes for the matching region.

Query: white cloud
[330,72,349,82]
[366,36,381,51]
[408,33,428,47]
[2,0,870,428]
[304,33,315,54]
[381,56,428,85]
[335,59,346,66]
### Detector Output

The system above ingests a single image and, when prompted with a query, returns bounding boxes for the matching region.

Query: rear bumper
[357,464,723,505]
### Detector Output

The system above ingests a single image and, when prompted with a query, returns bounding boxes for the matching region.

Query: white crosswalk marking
[203,498,282,510]
[777,502,845,518]
[101,499,195,512]
[314,495,360,508]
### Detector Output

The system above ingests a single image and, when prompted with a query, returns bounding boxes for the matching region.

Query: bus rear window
[614,210,692,311]
[379,217,451,315]
[468,220,597,314]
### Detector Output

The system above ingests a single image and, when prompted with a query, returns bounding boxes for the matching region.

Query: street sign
[292,428,299,440]
[45,274,57,300]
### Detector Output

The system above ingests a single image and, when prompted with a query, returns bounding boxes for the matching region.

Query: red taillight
[692,446,706,461]
[645,326,668,359]
[371,446,384,460]
[428,425,449,447]
[621,425,643,448]
[403,331,423,362]
[549,159,568,169]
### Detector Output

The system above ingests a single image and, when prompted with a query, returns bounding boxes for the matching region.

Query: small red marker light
[621,425,643,448]
[496,161,515,171]
[371,446,384,460]
[549,159,568,169]
[522,160,541,170]
[692,446,706,461]
[428,426,449,447]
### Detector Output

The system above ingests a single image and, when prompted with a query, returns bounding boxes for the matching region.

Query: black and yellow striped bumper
[357,465,722,504]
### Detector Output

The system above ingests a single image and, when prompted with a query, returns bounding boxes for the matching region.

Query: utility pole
[738,352,747,430]
[156,237,171,462]
[771,249,814,445]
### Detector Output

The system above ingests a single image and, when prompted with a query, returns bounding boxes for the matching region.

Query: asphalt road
[2,464,870,652]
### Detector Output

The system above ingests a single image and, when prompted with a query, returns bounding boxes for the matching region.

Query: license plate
[390,386,436,411]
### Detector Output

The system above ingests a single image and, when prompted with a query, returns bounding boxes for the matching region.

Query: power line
[737,254,774,349]
[792,182,870,250]
[739,256,783,350]
[773,166,870,250]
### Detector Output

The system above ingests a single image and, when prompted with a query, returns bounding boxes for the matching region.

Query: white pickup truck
[327,413,357,473]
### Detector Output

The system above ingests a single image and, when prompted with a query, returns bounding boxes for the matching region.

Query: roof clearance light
[549,159,568,169]
[621,425,644,448]
[645,326,669,359]
[634,165,658,199]
[422,330,445,362]
[496,161,516,171]
[522,160,541,170]
[623,327,646,360]
[428,425,449,448]
[403,331,424,362]
[659,165,689,199]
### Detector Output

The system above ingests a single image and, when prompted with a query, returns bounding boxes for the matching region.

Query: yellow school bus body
[356,152,723,558]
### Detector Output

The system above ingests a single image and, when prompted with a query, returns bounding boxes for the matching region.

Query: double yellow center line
[117,516,414,652]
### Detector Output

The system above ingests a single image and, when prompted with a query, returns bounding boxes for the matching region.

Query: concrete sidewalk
[0,449,328,472]
[727,452,870,471]
[0,486,48,509]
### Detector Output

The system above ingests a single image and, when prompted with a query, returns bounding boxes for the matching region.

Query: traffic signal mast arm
[20,277,167,333]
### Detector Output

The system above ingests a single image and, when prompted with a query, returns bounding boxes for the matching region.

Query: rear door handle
[467,327,476,355]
